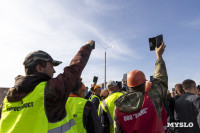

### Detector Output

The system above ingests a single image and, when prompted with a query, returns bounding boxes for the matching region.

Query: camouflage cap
[23,50,62,68]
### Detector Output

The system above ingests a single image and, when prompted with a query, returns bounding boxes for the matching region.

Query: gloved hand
[86,40,95,49]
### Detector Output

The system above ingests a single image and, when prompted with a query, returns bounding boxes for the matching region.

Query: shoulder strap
[102,100,113,125]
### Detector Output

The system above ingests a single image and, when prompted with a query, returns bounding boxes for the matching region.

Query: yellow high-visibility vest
[89,95,100,102]
[65,96,88,133]
[0,81,75,133]
[48,102,75,133]
[100,92,124,133]
[0,82,48,133]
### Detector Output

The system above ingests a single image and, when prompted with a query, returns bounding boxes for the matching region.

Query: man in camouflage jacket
[114,42,168,133]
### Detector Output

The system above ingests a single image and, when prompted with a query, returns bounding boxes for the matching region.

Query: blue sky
[0,0,200,90]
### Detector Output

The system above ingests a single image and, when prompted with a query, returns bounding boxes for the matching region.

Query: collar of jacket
[69,94,80,97]
[114,92,144,113]
[7,72,51,102]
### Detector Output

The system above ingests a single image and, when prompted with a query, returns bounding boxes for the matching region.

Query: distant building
[0,87,9,103]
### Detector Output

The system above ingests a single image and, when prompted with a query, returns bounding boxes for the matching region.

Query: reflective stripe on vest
[115,92,164,133]
[102,100,113,125]
[48,118,75,133]
[48,99,76,133]
[101,92,124,120]
[89,95,100,102]
[101,92,124,133]
[0,82,48,133]
[65,97,88,133]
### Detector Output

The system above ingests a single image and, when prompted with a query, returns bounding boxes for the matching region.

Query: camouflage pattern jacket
[114,58,168,133]
[0,44,93,122]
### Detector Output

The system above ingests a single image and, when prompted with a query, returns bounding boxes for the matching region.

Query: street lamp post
[104,46,113,89]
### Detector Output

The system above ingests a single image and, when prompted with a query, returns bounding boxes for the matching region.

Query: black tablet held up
[149,34,163,51]
[93,76,98,82]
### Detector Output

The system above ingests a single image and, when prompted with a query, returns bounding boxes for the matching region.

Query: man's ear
[35,64,42,72]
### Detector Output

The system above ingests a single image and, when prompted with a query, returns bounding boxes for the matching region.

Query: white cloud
[185,19,200,29]
[83,0,124,15]
[0,0,142,87]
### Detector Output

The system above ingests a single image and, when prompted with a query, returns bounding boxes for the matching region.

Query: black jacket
[83,101,102,133]
[174,92,200,133]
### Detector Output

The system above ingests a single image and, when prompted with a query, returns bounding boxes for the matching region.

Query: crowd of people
[0,40,200,133]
